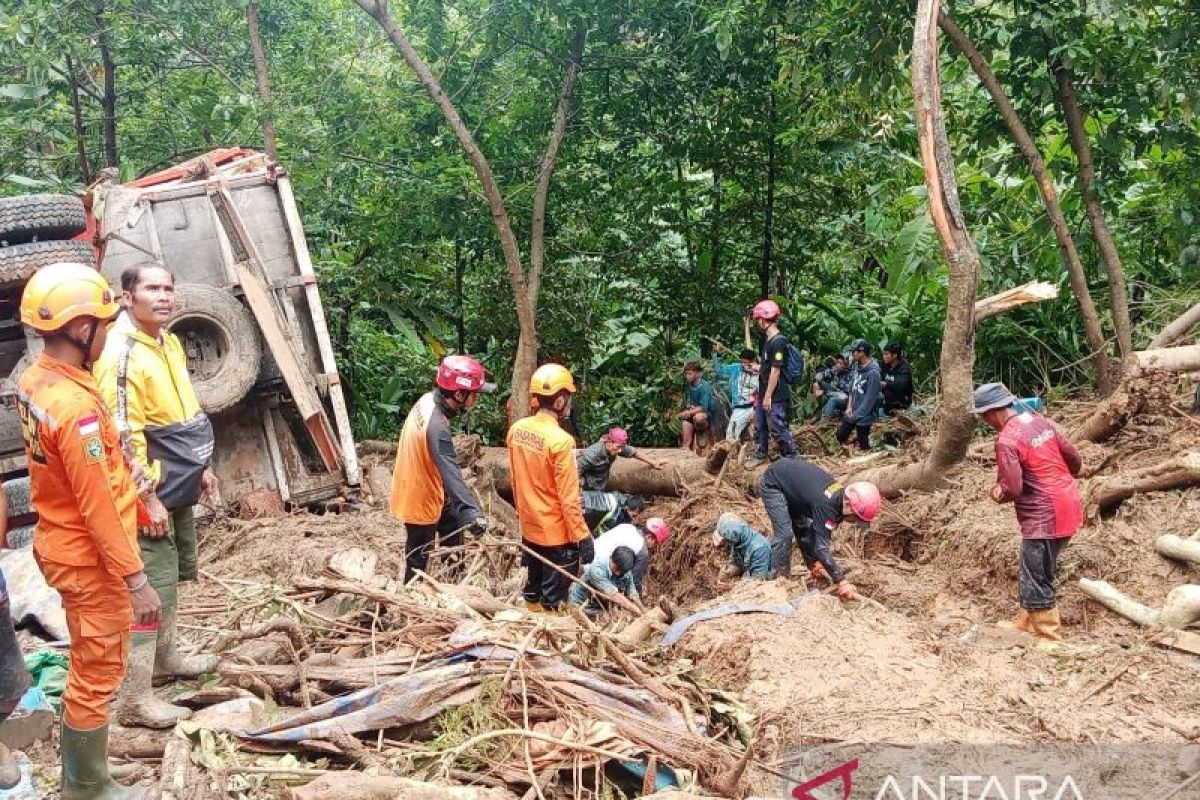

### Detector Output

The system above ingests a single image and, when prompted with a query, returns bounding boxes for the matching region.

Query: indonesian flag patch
[77,415,100,436]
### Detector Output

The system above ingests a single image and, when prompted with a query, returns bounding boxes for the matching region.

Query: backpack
[782,342,805,385]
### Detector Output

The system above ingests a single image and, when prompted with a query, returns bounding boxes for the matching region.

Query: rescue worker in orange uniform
[506,364,593,612]
[390,355,494,583]
[17,262,164,799]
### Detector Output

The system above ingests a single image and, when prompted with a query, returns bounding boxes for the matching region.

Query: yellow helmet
[529,363,576,397]
[21,262,120,333]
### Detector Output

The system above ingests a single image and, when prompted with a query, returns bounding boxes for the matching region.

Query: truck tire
[0,240,96,286]
[170,284,261,414]
[0,194,87,245]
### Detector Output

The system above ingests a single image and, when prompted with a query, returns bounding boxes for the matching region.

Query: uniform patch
[78,415,100,436]
[774,351,784,361]
[84,435,103,463]
[824,481,843,498]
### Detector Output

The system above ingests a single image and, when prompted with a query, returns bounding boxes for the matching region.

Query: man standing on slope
[95,266,220,728]
[759,456,881,599]
[390,356,494,583]
[745,300,797,467]
[508,364,594,612]
[837,339,881,451]
[18,263,161,798]
[973,382,1082,642]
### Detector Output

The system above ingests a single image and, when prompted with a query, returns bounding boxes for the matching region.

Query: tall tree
[94,0,118,167]
[246,0,278,161]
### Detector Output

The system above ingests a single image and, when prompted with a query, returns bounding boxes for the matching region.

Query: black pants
[1019,537,1070,610]
[404,514,464,584]
[522,540,580,610]
[835,418,871,450]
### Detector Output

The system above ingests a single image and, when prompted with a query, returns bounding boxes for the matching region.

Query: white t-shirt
[590,523,645,566]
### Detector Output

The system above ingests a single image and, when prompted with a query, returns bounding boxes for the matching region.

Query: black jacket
[881,358,913,413]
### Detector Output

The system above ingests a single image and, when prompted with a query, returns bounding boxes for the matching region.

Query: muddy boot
[996,609,1036,634]
[0,742,19,790]
[114,631,191,729]
[153,591,218,679]
[61,721,156,799]
[1028,608,1063,642]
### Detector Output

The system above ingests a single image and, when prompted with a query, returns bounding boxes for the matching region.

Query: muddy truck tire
[0,240,95,286]
[0,194,87,246]
[170,284,262,414]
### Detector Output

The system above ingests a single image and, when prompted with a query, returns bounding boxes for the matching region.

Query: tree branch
[1149,301,1200,349]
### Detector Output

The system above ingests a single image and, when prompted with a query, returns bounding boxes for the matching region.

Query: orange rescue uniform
[17,353,142,729]
[506,411,589,547]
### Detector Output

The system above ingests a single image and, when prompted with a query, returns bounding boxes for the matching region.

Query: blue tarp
[661,590,820,645]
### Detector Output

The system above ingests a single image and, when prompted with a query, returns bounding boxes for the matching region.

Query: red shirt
[995,412,1083,539]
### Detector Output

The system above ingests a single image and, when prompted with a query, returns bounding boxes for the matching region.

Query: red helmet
[436,355,495,394]
[845,481,882,522]
[752,299,781,320]
[645,517,670,543]
[603,426,630,445]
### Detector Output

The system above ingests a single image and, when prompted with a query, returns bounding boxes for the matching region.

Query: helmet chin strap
[67,321,100,370]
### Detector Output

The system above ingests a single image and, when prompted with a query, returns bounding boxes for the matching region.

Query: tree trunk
[858,0,982,496]
[974,281,1059,323]
[1079,579,1200,632]
[477,447,711,498]
[1149,301,1200,349]
[1085,451,1200,515]
[95,0,118,168]
[759,71,776,300]
[454,236,466,353]
[1156,532,1200,566]
[1055,63,1134,372]
[939,12,1111,393]
[351,0,538,412]
[65,53,92,185]
[246,0,279,162]
[1073,376,1148,443]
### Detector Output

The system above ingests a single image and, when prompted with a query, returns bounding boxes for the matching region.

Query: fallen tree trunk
[1156,532,1200,566]
[1085,452,1200,515]
[1075,344,1200,443]
[479,447,712,498]
[1148,302,1200,350]
[974,281,1059,323]
[1079,579,1200,630]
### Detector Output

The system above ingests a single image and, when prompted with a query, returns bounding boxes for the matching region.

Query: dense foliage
[2,0,1198,444]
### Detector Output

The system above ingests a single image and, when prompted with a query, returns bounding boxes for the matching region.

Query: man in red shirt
[974,383,1082,642]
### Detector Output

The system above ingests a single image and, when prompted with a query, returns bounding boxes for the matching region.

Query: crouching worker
[569,545,641,616]
[18,263,161,798]
[590,517,669,593]
[95,266,221,728]
[973,382,1082,643]
[713,513,771,580]
[390,355,494,584]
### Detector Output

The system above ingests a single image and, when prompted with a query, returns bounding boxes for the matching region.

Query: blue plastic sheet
[661,590,820,646]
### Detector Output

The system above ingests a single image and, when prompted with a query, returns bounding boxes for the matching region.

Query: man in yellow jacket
[507,364,593,612]
[95,265,219,729]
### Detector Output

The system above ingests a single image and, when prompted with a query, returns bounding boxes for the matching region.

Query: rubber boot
[524,601,544,613]
[1029,608,1063,642]
[114,631,191,729]
[61,721,155,799]
[996,609,1036,634]
[153,589,219,679]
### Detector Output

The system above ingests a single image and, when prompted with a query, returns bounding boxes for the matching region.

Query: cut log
[478,447,712,498]
[616,607,669,648]
[1085,451,1200,515]
[1076,345,1200,443]
[1149,302,1200,350]
[1135,345,1200,373]
[974,281,1059,323]
[1079,578,1200,630]
[1156,532,1200,566]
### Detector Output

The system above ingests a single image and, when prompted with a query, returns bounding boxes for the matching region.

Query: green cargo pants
[139,507,197,595]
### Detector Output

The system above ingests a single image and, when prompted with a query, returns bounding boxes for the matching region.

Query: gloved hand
[808,562,831,584]
[469,517,489,537]
[578,534,595,565]
[833,580,860,601]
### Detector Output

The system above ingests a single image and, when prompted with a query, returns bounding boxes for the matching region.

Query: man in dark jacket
[880,343,913,414]
[836,340,881,451]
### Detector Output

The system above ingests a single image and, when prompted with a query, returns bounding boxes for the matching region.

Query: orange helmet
[21,263,119,333]
[529,363,576,398]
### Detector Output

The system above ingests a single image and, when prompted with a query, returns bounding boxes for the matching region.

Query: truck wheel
[170,284,262,414]
[0,194,87,245]
[0,240,96,286]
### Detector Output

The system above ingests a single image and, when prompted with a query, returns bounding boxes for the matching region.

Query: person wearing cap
[758,456,881,599]
[391,355,494,584]
[712,513,772,580]
[880,342,913,415]
[94,265,219,729]
[575,427,664,492]
[812,354,852,420]
[589,517,669,592]
[837,339,881,451]
[746,299,798,467]
[712,342,760,441]
[973,382,1082,642]
[569,545,642,614]
[679,361,717,453]
[17,263,162,798]
[508,364,593,612]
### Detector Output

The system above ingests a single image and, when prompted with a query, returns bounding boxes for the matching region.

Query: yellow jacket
[95,314,203,485]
